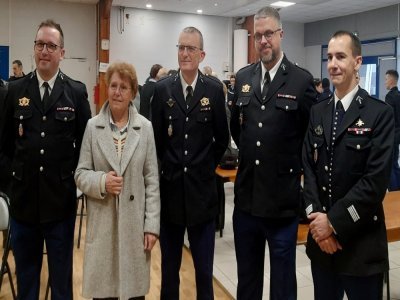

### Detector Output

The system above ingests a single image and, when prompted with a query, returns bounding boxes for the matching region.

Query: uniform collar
[334,84,359,112]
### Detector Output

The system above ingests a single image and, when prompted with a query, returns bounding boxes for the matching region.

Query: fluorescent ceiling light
[146,3,152,8]
[197,9,203,14]
[271,1,296,8]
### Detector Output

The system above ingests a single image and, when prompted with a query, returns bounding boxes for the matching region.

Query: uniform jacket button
[130,195,134,201]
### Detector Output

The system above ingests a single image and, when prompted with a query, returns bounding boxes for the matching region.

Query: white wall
[0,0,97,114]
[305,45,322,78]
[281,22,306,68]
[109,7,234,84]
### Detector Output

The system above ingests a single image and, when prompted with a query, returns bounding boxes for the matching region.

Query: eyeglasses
[254,28,282,42]
[109,84,131,94]
[34,41,62,53]
[176,44,202,54]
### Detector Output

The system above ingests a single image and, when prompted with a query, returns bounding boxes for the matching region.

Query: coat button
[322,206,326,211]
[185,134,188,139]
[20,115,23,120]
[255,160,260,165]
[186,117,189,122]
[373,215,377,221]
[40,149,44,155]
[39,166,44,172]
[314,143,317,148]
[130,195,134,201]
[322,186,326,191]
[184,167,187,172]
[41,132,45,138]
[42,116,47,121]
[64,117,68,122]
[12,171,15,176]
[357,144,361,150]
[325,165,328,171]
[256,141,261,147]
[261,105,265,110]
[289,168,293,173]
[258,122,263,128]
[285,105,289,110]
[184,150,188,155]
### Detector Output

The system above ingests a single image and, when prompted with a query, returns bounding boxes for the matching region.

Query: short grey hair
[181,26,204,50]
[254,7,282,29]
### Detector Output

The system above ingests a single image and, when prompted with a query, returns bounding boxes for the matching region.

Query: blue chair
[0,192,17,299]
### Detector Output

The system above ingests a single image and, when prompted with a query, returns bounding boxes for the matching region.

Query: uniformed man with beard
[230,6,317,300]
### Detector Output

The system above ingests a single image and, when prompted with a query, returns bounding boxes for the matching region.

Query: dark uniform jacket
[140,79,156,120]
[230,56,316,218]
[151,71,229,226]
[302,88,393,276]
[317,87,333,103]
[385,86,400,144]
[0,71,91,224]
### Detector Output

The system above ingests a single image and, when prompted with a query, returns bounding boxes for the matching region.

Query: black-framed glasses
[254,28,282,42]
[176,44,202,54]
[34,41,61,53]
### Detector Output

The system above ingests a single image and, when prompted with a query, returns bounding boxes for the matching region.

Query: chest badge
[355,118,364,127]
[242,84,251,93]
[166,98,175,108]
[314,125,323,136]
[200,97,210,106]
[18,97,30,106]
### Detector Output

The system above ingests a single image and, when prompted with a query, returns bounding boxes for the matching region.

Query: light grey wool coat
[75,101,160,299]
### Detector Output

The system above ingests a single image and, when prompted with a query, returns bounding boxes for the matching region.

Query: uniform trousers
[233,207,298,300]
[160,219,215,300]
[311,261,384,300]
[10,214,75,300]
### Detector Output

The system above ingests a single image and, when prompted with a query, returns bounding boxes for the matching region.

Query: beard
[259,46,278,65]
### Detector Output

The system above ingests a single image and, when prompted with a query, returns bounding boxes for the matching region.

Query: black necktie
[335,100,345,126]
[42,82,50,107]
[186,86,193,107]
[262,71,270,101]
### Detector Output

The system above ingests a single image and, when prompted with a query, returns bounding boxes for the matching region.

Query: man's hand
[317,235,342,254]
[105,171,123,195]
[308,212,333,242]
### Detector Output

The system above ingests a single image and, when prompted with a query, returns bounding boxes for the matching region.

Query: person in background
[8,59,25,81]
[75,61,160,300]
[203,65,213,76]
[227,74,236,110]
[140,63,163,120]
[303,30,393,300]
[0,19,91,299]
[151,26,229,299]
[156,67,169,81]
[314,78,323,94]
[385,69,400,191]
[317,77,333,102]
[230,6,316,300]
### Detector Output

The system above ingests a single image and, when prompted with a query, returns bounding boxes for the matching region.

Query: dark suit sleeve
[212,84,229,166]
[73,83,91,166]
[151,84,165,160]
[230,82,240,147]
[0,83,15,192]
[385,91,400,143]
[328,105,394,242]
[302,106,323,215]
[299,73,318,136]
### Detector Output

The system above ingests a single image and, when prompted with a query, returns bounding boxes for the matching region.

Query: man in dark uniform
[151,26,229,299]
[8,59,26,82]
[230,6,316,300]
[0,19,91,299]
[385,69,400,191]
[303,30,393,300]
[317,77,333,102]
[140,63,162,120]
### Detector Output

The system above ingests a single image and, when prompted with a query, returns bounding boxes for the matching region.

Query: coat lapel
[251,64,262,103]
[120,105,141,175]
[188,72,206,113]
[322,98,334,144]
[95,103,120,173]
[171,75,187,113]
[26,73,42,112]
[44,71,64,113]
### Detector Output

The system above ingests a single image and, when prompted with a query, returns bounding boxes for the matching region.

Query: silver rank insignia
[168,124,173,137]
[242,84,251,93]
[314,125,323,136]
[355,118,364,127]
[166,98,175,108]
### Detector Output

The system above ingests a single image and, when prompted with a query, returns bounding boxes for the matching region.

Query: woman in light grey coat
[75,62,160,300]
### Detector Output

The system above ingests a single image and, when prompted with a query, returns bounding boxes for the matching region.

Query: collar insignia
[18,97,30,106]
[242,84,251,93]
[356,95,363,104]
[281,63,286,71]
[200,97,210,106]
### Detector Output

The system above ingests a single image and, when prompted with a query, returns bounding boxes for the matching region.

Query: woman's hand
[105,171,123,195]
[144,233,158,251]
